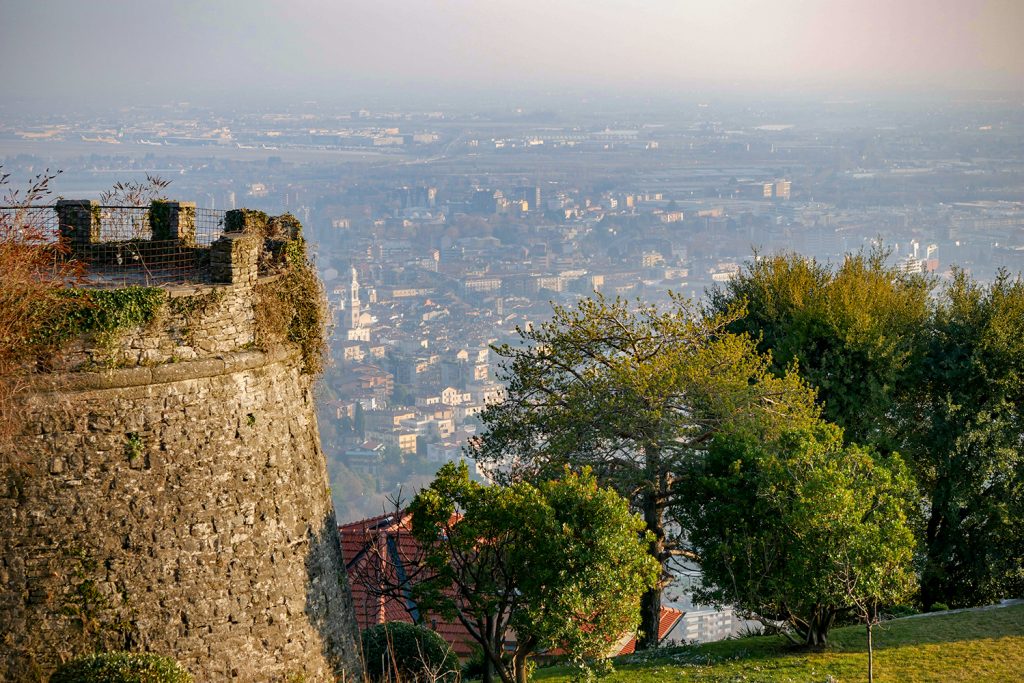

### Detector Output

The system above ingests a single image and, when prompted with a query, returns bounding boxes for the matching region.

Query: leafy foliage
[408,462,659,683]
[908,269,1024,607]
[49,651,191,683]
[710,253,1024,609]
[34,287,167,356]
[706,248,931,448]
[361,622,459,683]
[471,293,820,648]
[679,424,917,646]
[253,236,327,375]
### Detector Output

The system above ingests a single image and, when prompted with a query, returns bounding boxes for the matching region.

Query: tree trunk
[514,655,530,683]
[637,490,665,651]
[513,636,537,683]
[802,606,832,648]
[639,587,663,651]
[921,497,949,611]
[481,651,493,683]
[867,621,874,683]
[482,614,496,683]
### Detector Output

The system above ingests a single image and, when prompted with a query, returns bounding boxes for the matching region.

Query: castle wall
[0,214,361,682]
[58,281,261,370]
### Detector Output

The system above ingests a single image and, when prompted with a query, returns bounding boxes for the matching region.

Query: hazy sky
[1,0,1021,106]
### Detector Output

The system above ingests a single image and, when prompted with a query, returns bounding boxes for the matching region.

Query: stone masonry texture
[56,280,265,371]
[0,214,361,682]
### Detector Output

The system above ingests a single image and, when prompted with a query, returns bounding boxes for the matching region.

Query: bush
[49,652,192,683]
[361,622,460,682]
[460,645,486,681]
[884,604,919,619]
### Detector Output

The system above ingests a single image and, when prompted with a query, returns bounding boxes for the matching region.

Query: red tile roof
[615,606,684,655]
[340,512,481,658]
[338,514,683,660]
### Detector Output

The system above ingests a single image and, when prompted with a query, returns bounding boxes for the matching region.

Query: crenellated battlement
[10,205,324,374]
[2,201,302,289]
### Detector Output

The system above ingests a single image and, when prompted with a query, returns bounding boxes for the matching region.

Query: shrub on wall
[253,236,327,375]
[37,287,167,351]
[0,168,80,448]
[49,652,192,683]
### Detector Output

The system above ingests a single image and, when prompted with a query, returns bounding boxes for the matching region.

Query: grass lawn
[532,603,1024,682]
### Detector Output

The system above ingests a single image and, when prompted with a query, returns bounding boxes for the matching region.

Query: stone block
[224,208,269,235]
[210,233,259,285]
[150,200,197,247]
[55,199,100,249]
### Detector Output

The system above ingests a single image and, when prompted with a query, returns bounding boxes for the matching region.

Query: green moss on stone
[32,286,167,358]
[224,208,270,235]
[149,200,175,241]
[253,238,326,375]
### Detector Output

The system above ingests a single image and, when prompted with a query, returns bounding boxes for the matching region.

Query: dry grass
[0,168,82,455]
[253,240,328,375]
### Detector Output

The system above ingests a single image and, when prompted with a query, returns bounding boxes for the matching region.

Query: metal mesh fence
[0,204,226,287]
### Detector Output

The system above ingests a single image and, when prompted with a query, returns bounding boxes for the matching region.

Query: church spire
[349,266,361,329]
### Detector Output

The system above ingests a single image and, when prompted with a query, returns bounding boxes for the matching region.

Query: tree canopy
[710,252,1024,608]
[908,269,1024,607]
[408,462,659,683]
[706,248,932,449]
[472,293,820,648]
[677,424,917,647]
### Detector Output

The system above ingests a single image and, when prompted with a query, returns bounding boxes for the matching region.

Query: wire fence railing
[0,203,227,287]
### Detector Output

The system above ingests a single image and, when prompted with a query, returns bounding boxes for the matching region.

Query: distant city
[4,96,1023,531]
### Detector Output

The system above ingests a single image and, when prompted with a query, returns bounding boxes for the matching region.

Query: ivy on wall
[31,286,167,361]
[16,212,325,374]
[254,236,327,375]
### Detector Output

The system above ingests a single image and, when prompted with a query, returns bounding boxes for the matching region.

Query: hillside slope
[535,603,1024,683]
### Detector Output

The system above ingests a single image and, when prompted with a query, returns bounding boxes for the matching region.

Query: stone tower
[0,204,362,681]
[349,266,361,331]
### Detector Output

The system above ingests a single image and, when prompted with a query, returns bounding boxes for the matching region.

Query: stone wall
[57,281,262,370]
[0,212,361,682]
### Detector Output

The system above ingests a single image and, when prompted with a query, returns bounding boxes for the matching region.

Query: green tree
[354,401,365,438]
[408,462,659,683]
[706,249,931,449]
[710,253,1024,609]
[471,294,819,648]
[909,270,1024,608]
[391,384,415,407]
[678,424,917,648]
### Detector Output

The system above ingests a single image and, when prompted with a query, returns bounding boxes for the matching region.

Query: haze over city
[2,0,1023,107]
[2,1,1024,678]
